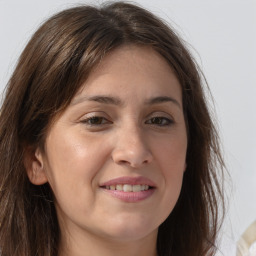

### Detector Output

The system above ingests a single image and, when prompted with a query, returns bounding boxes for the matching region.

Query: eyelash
[80,116,111,126]
[80,115,174,127]
[145,116,174,126]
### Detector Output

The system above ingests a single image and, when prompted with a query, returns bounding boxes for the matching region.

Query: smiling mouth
[101,184,152,192]
[99,176,156,202]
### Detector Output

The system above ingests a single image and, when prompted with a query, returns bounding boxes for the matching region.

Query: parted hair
[0,2,225,256]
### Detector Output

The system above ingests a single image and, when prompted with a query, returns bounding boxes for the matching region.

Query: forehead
[75,45,182,103]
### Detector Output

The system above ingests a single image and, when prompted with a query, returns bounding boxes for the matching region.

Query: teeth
[105,184,150,192]
[132,185,141,192]
[123,184,132,192]
[116,185,123,191]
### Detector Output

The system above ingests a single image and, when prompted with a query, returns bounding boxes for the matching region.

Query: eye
[81,116,111,126]
[145,116,173,126]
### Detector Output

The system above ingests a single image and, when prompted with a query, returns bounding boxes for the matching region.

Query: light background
[0,0,255,255]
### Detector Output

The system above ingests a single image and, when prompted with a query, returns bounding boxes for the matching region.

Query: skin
[27,45,188,256]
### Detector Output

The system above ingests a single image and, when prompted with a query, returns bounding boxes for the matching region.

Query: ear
[24,146,48,185]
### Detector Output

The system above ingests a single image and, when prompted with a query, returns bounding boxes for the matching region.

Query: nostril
[114,158,149,168]
[119,160,129,165]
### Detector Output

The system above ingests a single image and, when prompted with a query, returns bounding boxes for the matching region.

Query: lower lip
[102,188,155,202]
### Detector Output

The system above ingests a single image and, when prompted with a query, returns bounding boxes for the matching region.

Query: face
[30,45,187,245]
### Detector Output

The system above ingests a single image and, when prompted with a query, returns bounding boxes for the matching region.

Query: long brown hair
[0,2,225,255]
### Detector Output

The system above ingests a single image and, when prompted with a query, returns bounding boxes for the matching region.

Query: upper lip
[100,176,156,187]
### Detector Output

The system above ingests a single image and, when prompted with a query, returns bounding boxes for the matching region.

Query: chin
[99,214,159,242]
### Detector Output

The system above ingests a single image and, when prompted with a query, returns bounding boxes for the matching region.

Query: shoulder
[237,220,256,256]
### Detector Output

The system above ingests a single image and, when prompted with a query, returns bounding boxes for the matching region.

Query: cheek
[43,131,112,195]
[156,131,187,172]
[154,132,187,202]
[160,147,185,193]
[42,137,106,218]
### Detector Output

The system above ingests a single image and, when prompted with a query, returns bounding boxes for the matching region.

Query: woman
[0,2,225,256]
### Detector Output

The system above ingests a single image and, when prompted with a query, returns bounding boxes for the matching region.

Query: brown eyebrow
[71,95,181,108]
[71,95,122,106]
[145,96,181,109]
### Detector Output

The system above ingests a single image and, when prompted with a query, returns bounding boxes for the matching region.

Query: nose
[111,126,153,168]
